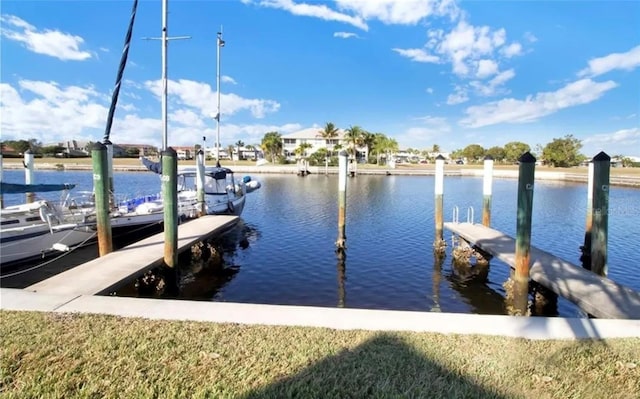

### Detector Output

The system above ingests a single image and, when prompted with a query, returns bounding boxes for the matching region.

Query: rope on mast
[103,0,139,143]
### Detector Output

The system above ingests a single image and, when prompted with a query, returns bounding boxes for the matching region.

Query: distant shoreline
[2,159,639,187]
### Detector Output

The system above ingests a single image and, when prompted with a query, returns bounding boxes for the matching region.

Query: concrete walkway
[27,215,238,296]
[2,288,639,340]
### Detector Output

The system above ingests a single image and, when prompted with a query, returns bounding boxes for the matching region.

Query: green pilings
[433,155,446,255]
[162,148,178,268]
[515,151,536,282]
[581,161,594,269]
[104,139,115,209]
[336,150,348,250]
[91,143,113,256]
[482,155,494,226]
[591,151,610,277]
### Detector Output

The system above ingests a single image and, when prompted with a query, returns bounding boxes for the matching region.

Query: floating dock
[444,222,640,319]
[27,215,238,296]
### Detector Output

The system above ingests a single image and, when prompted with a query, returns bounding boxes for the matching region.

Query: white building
[281,127,368,161]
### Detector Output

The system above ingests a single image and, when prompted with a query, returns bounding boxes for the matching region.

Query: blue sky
[1,0,639,157]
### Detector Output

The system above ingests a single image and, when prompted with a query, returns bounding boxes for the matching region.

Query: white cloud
[333,31,358,39]
[578,45,640,77]
[392,48,440,63]
[397,115,452,148]
[426,87,434,94]
[523,32,537,43]
[0,81,108,141]
[335,0,458,25]
[0,79,289,148]
[258,0,368,30]
[582,127,640,157]
[584,127,640,147]
[500,42,522,58]
[475,59,498,78]
[432,21,518,77]
[446,85,469,105]
[144,79,280,119]
[469,68,515,96]
[0,14,92,61]
[460,78,618,128]
[221,75,237,85]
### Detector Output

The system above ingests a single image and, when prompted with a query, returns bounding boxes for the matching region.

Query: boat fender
[227,201,235,214]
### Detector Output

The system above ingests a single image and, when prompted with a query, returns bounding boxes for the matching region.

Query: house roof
[281,127,347,140]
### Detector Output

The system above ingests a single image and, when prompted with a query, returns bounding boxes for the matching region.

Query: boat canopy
[0,182,76,194]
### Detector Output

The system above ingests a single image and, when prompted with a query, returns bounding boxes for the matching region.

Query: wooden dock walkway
[443,222,640,319]
[27,215,238,297]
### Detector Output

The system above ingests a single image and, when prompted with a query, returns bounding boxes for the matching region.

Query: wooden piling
[196,149,206,216]
[104,139,115,209]
[335,150,348,250]
[515,151,536,282]
[433,155,446,254]
[162,148,179,268]
[482,155,494,226]
[591,151,610,277]
[24,149,35,203]
[90,143,113,256]
[580,161,594,268]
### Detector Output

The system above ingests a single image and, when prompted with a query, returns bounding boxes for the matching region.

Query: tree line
[261,128,636,168]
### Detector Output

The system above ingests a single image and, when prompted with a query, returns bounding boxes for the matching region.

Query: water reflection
[337,249,346,308]
[115,221,260,299]
[446,258,507,315]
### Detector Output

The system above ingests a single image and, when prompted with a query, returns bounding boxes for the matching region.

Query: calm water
[2,169,639,317]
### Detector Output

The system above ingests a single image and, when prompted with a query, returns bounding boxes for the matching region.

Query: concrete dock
[444,222,640,319]
[27,215,238,296]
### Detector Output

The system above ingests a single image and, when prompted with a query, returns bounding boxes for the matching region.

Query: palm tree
[318,122,339,174]
[235,140,245,161]
[361,132,376,163]
[261,131,283,163]
[226,144,235,162]
[344,125,365,160]
[294,142,313,158]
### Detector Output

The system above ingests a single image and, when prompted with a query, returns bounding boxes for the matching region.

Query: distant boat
[140,157,258,216]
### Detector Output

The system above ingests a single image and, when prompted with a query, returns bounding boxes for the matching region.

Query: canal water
[2,169,639,317]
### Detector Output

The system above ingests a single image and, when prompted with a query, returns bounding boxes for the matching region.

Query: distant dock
[27,215,238,296]
[444,222,640,319]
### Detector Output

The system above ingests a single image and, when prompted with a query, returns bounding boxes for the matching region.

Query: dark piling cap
[518,151,536,163]
[162,147,177,157]
[484,154,494,161]
[91,142,106,151]
[339,150,348,157]
[436,154,446,160]
[592,151,610,162]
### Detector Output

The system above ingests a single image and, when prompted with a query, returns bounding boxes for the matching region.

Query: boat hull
[1,223,96,268]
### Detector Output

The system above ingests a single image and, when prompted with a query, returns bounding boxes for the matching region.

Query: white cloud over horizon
[583,127,640,156]
[459,78,618,128]
[0,79,294,148]
[0,14,92,61]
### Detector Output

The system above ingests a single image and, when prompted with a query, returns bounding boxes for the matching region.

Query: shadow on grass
[241,334,508,399]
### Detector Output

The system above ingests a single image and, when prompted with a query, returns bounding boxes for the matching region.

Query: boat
[139,157,253,216]
[0,183,96,268]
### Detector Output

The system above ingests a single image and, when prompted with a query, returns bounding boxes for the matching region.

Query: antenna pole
[216,26,224,163]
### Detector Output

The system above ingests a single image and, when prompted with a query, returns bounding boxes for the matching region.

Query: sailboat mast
[161,0,168,151]
[216,27,224,163]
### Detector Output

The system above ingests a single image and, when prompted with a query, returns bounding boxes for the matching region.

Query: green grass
[1,311,638,398]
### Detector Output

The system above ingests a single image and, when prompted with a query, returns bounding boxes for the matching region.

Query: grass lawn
[1,311,638,398]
